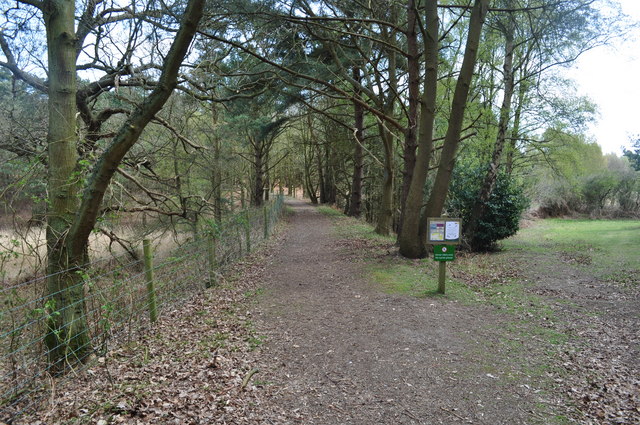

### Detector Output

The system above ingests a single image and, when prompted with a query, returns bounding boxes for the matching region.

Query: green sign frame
[433,245,455,261]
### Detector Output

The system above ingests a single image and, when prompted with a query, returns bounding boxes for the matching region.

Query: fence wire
[0,195,285,422]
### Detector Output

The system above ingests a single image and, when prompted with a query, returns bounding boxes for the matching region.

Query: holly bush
[446,167,529,251]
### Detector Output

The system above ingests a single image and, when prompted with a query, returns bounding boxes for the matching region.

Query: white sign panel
[445,221,460,240]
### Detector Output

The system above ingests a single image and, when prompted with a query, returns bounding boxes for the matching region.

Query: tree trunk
[506,75,526,176]
[251,136,265,207]
[213,142,223,223]
[317,143,328,203]
[173,144,186,216]
[375,127,394,236]
[264,148,270,202]
[348,67,365,217]
[324,143,337,204]
[42,0,90,370]
[466,23,515,250]
[305,172,318,204]
[303,143,318,203]
[398,0,421,233]
[374,4,398,236]
[398,0,439,258]
[43,0,205,368]
[418,0,490,251]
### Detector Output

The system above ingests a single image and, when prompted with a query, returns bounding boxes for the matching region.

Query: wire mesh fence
[0,194,285,422]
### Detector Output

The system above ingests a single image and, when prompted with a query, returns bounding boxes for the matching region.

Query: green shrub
[447,167,529,251]
[581,172,618,211]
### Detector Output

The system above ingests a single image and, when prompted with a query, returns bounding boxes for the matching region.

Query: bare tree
[0,0,205,369]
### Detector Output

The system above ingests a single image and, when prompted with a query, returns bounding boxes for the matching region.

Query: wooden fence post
[207,234,217,288]
[143,239,158,323]
[438,261,447,294]
[244,209,251,254]
[263,205,269,239]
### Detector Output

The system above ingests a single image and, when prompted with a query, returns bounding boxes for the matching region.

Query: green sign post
[427,218,461,294]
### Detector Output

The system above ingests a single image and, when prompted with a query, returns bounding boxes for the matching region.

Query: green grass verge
[316,205,344,217]
[504,219,640,282]
[368,262,480,302]
[317,205,395,242]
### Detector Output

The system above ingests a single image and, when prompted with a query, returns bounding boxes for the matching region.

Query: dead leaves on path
[557,315,640,424]
[18,248,288,424]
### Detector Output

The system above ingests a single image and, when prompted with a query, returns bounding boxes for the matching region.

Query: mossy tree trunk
[42,0,90,370]
[419,0,490,250]
[400,0,490,258]
[398,0,439,258]
[419,0,490,248]
[375,128,395,236]
[40,0,205,369]
[398,0,421,234]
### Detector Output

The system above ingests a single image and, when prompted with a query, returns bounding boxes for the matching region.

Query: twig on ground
[440,406,466,421]
[241,368,259,390]
[327,403,345,413]
[401,406,420,421]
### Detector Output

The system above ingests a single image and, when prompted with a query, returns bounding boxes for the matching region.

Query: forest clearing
[1,0,640,423]
[2,199,636,424]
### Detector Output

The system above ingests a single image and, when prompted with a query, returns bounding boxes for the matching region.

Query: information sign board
[427,218,461,245]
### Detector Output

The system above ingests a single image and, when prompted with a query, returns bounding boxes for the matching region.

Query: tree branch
[68,0,205,258]
[17,0,43,9]
[0,34,48,93]
[151,115,207,151]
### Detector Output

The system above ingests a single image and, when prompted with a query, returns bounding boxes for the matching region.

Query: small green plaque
[433,245,455,261]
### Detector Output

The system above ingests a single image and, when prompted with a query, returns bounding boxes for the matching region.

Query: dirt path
[249,200,552,424]
[14,200,636,424]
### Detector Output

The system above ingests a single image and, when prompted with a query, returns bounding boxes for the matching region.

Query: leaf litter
[10,205,640,424]
[14,232,291,424]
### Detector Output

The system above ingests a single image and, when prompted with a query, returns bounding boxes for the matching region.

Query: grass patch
[198,331,229,350]
[368,262,480,303]
[504,219,640,281]
[316,205,344,217]
[317,205,395,243]
[369,263,434,296]
[243,288,265,299]
[477,281,556,318]
[245,335,266,351]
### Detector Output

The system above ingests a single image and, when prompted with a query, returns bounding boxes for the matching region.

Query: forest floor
[12,199,639,424]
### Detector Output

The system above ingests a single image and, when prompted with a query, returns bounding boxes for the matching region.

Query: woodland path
[20,199,637,424]
[248,200,549,424]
